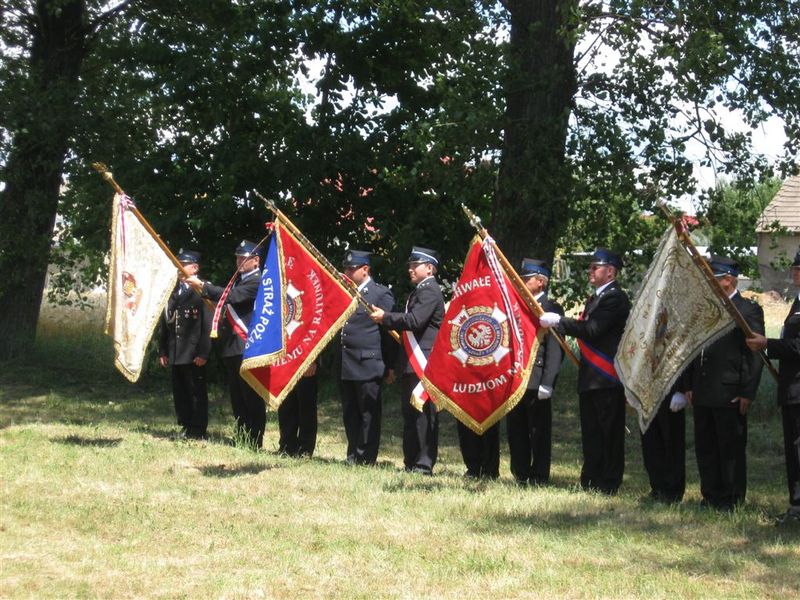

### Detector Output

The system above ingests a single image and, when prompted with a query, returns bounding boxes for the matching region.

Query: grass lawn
[1,319,799,598]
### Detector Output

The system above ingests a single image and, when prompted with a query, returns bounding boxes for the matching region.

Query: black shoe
[411,467,433,476]
[775,507,800,527]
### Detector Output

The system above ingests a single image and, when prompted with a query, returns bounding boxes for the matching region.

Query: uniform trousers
[278,376,318,457]
[693,405,747,509]
[507,389,552,484]
[170,363,209,438]
[340,378,383,464]
[223,355,266,448]
[401,374,438,473]
[579,387,626,494]
[640,400,685,502]
[782,405,800,508]
[457,422,499,479]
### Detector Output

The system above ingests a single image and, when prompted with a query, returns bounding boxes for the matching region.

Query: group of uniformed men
[156,238,800,525]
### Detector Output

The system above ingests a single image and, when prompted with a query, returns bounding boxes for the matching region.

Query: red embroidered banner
[240,221,356,408]
[422,236,540,433]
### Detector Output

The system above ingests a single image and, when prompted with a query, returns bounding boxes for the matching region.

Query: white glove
[537,385,553,400]
[539,312,561,328]
[669,391,688,412]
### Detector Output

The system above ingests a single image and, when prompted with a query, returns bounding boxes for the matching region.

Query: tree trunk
[0,0,88,360]
[493,0,578,266]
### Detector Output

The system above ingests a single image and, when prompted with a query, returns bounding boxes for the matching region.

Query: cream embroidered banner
[615,226,734,432]
[105,194,178,382]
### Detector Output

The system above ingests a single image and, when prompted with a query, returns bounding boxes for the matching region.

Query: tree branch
[88,0,138,35]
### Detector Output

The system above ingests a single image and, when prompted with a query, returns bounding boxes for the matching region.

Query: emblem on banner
[448,304,510,366]
[121,271,143,315]
[285,281,304,337]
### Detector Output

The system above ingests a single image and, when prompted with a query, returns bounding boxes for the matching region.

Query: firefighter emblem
[121,271,143,315]
[449,304,510,366]
[284,281,304,337]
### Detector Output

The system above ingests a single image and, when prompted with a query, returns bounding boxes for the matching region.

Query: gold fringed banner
[614,226,735,432]
[105,194,178,382]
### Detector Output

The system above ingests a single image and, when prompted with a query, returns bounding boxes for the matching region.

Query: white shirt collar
[357,276,371,292]
[534,291,545,301]
[594,279,615,296]
[240,268,259,281]
[728,289,739,300]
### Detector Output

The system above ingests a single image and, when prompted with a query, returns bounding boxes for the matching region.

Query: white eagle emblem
[448,304,510,366]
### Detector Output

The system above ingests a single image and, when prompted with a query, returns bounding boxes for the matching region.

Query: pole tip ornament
[252,189,277,213]
[91,162,113,180]
[461,203,482,230]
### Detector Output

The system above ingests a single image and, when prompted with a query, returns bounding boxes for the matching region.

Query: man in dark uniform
[457,422,500,480]
[278,363,318,457]
[640,385,688,503]
[506,258,564,485]
[370,246,445,475]
[746,250,800,524]
[540,248,631,494]
[687,255,763,510]
[158,249,212,440]
[340,250,396,465]
[187,240,266,449]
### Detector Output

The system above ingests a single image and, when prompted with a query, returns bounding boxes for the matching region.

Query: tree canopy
[1,0,798,358]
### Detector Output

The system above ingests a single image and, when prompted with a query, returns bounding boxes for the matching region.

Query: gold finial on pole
[461,203,482,231]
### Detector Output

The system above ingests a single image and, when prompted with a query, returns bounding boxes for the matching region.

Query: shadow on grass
[198,462,274,478]
[382,477,450,493]
[478,496,800,585]
[53,435,123,447]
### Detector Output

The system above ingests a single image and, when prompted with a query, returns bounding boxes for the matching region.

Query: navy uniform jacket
[767,297,800,406]
[557,280,631,393]
[341,279,396,381]
[201,271,260,358]
[158,283,212,365]
[381,276,445,375]
[691,292,764,407]
[528,293,565,391]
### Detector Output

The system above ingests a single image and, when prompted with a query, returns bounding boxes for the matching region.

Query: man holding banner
[189,240,266,449]
[507,259,564,486]
[371,246,445,475]
[540,248,631,494]
[340,250,396,466]
[746,250,800,524]
[687,255,763,510]
[158,249,212,440]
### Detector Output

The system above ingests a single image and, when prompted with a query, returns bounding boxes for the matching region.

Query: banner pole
[460,204,579,366]
[252,190,401,344]
[657,202,777,381]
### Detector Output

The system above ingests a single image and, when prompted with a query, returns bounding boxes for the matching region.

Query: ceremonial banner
[240,221,356,408]
[615,226,735,432]
[105,193,178,382]
[240,230,287,369]
[422,236,540,434]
